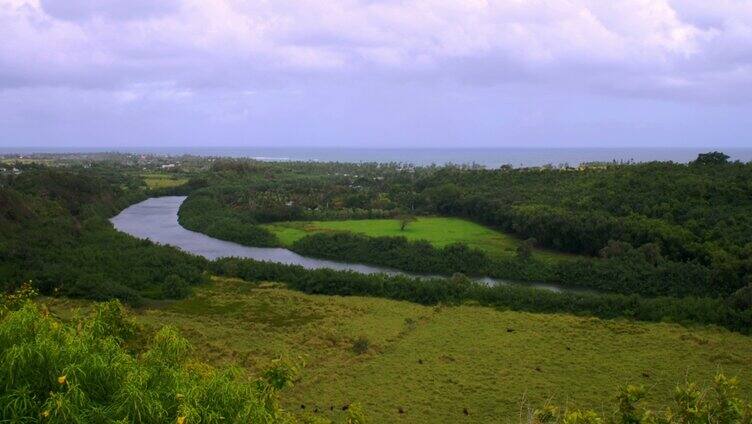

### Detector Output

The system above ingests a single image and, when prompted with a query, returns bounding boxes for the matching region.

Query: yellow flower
[42,410,50,418]
[177,416,187,424]
[57,375,67,385]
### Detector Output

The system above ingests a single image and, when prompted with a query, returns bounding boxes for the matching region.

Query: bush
[0,300,300,423]
[65,278,144,306]
[0,281,37,311]
[352,336,370,355]
[729,284,752,311]
[162,274,191,299]
[533,374,752,423]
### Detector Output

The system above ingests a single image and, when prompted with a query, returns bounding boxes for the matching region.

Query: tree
[728,283,752,311]
[637,243,662,265]
[517,238,536,260]
[163,274,190,299]
[693,151,729,166]
[599,240,633,259]
[398,214,417,231]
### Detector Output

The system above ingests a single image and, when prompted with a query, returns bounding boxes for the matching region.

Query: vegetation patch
[0,299,306,423]
[41,277,752,423]
[263,217,572,262]
[142,173,189,189]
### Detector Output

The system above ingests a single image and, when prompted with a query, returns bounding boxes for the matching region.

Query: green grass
[263,217,575,262]
[42,277,752,423]
[142,173,189,189]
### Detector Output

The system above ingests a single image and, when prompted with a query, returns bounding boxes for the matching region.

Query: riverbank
[111,196,570,292]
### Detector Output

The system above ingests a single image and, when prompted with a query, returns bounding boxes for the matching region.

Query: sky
[1,0,751,149]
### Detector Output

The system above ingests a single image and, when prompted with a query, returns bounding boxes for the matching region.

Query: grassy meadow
[42,277,752,423]
[142,173,189,189]
[263,217,573,262]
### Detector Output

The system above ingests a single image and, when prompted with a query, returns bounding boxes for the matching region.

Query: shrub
[533,373,752,424]
[352,336,370,355]
[0,300,300,423]
[162,274,192,299]
[728,284,752,311]
[0,281,37,311]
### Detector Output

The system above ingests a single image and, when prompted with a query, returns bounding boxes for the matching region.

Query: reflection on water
[111,196,570,293]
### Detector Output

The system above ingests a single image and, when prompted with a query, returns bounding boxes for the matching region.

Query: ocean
[4,146,752,168]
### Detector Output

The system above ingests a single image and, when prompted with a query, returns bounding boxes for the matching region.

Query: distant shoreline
[2,147,752,168]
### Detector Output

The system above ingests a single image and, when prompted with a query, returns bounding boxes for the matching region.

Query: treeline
[210,257,752,334]
[291,232,489,276]
[0,166,207,304]
[290,232,721,297]
[178,191,279,247]
[415,158,752,293]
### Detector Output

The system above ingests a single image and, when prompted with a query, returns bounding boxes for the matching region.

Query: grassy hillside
[43,277,752,423]
[263,217,573,262]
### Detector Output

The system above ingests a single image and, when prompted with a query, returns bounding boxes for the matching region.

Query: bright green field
[43,278,752,423]
[263,217,574,262]
[142,173,188,189]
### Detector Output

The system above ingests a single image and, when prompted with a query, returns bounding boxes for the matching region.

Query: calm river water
[110,196,569,292]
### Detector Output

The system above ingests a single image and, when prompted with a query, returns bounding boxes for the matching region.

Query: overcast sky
[1,0,751,149]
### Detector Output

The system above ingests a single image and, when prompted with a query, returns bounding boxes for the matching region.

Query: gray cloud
[0,0,750,148]
[39,0,178,21]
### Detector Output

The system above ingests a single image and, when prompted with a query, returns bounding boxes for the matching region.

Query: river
[110,196,570,292]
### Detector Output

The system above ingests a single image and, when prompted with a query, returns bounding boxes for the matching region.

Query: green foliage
[693,151,730,166]
[416,159,752,294]
[729,283,752,311]
[0,281,38,311]
[517,238,536,261]
[344,403,368,424]
[288,231,715,297]
[178,192,279,247]
[163,274,192,299]
[533,374,752,424]
[351,337,370,355]
[0,167,208,303]
[211,257,752,333]
[291,232,489,277]
[264,215,554,261]
[398,214,416,231]
[616,385,645,424]
[42,278,752,423]
[0,300,301,423]
[179,155,752,299]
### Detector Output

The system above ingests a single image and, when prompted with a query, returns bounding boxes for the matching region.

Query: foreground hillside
[44,278,752,423]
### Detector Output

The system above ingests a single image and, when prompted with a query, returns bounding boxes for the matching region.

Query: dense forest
[179,153,752,299]
[0,163,207,304]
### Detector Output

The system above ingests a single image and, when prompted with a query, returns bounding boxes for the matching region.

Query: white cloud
[0,0,750,101]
